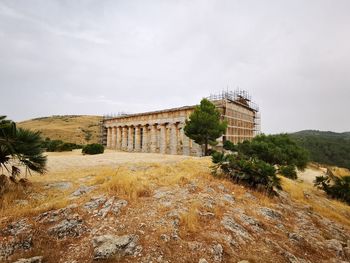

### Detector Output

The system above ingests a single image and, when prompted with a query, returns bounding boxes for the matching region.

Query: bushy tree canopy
[0,116,47,177]
[237,134,309,170]
[184,99,227,155]
[223,140,236,151]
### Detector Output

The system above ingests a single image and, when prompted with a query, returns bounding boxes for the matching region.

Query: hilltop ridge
[17,115,102,145]
[291,130,350,169]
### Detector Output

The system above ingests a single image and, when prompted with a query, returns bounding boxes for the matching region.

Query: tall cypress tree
[184,99,227,156]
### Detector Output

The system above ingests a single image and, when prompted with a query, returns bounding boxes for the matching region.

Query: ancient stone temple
[101,90,260,156]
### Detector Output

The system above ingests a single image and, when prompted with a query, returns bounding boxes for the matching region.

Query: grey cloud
[0,0,349,133]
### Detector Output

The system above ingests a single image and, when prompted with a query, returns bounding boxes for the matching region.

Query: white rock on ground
[92,234,141,260]
[12,256,43,263]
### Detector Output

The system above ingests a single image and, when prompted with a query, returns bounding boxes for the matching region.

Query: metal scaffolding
[207,89,259,112]
[207,89,261,143]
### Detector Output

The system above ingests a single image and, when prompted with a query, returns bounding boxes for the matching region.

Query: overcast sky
[0,0,349,134]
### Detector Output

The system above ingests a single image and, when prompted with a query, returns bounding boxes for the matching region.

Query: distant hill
[290,130,350,169]
[18,115,102,145]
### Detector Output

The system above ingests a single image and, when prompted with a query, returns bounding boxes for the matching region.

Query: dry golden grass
[180,201,201,233]
[281,176,350,227]
[213,204,226,219]
[146,158,212,186]
[93,159,213,200]
[3,151,350,245]
[1,158,212,221]
[17,115,102,144]
[3,151,350,263]
[0,183,69,220]
[101,167,152,200]
[331,167,350,177]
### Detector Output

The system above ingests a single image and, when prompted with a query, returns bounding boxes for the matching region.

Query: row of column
[106,123,201,156]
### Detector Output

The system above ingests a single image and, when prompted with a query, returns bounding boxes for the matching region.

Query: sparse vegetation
[82,129,93,143]
[184,98,227,156]
[314,169,350,205]
[82,143,104,155]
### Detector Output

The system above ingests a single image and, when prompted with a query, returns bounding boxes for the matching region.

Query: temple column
[150,124,157,153]
[135,126,141,152]
[116,126,122,150]
[159,124,166,154]
[111,127,116,149]
[170,123,178,155]
[106,127,112,148]
[127,126,134,151]
[180,125,190,155]
[121,127,127,150]
[142,125,149,152]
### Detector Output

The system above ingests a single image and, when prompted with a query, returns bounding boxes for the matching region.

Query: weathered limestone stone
[150,124,157,153]
[111,126,116,149]
[13,256,43,263]
[170,123,178,155]
[180,126,190,155]
[106,127,112,148]
[92,234,140,260]
[134,126,141,151]
[141,126,149,152]
[127,126,133,151]
[159,124,167,154]
[116,126,122,149]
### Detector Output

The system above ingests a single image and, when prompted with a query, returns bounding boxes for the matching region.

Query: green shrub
[314,172,350,205]
[42,138,82,152]
[43,139,63,152]
[206,148,217,156]
[57,142,82,151]
[279,165,297,179]
[212,153,281,194]
[211,151,226,164]
[82,143,104,155]
[223,140,237,151]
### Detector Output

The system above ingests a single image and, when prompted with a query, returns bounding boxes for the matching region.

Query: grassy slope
[17,115,102,145]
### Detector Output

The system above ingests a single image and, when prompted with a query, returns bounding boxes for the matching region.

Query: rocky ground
[0,151,350,263]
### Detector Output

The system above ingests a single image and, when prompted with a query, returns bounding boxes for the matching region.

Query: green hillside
[290,130,350,169]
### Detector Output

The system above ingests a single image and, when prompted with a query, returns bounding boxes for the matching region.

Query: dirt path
[46,149,195,172]
[298,167,327,184]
